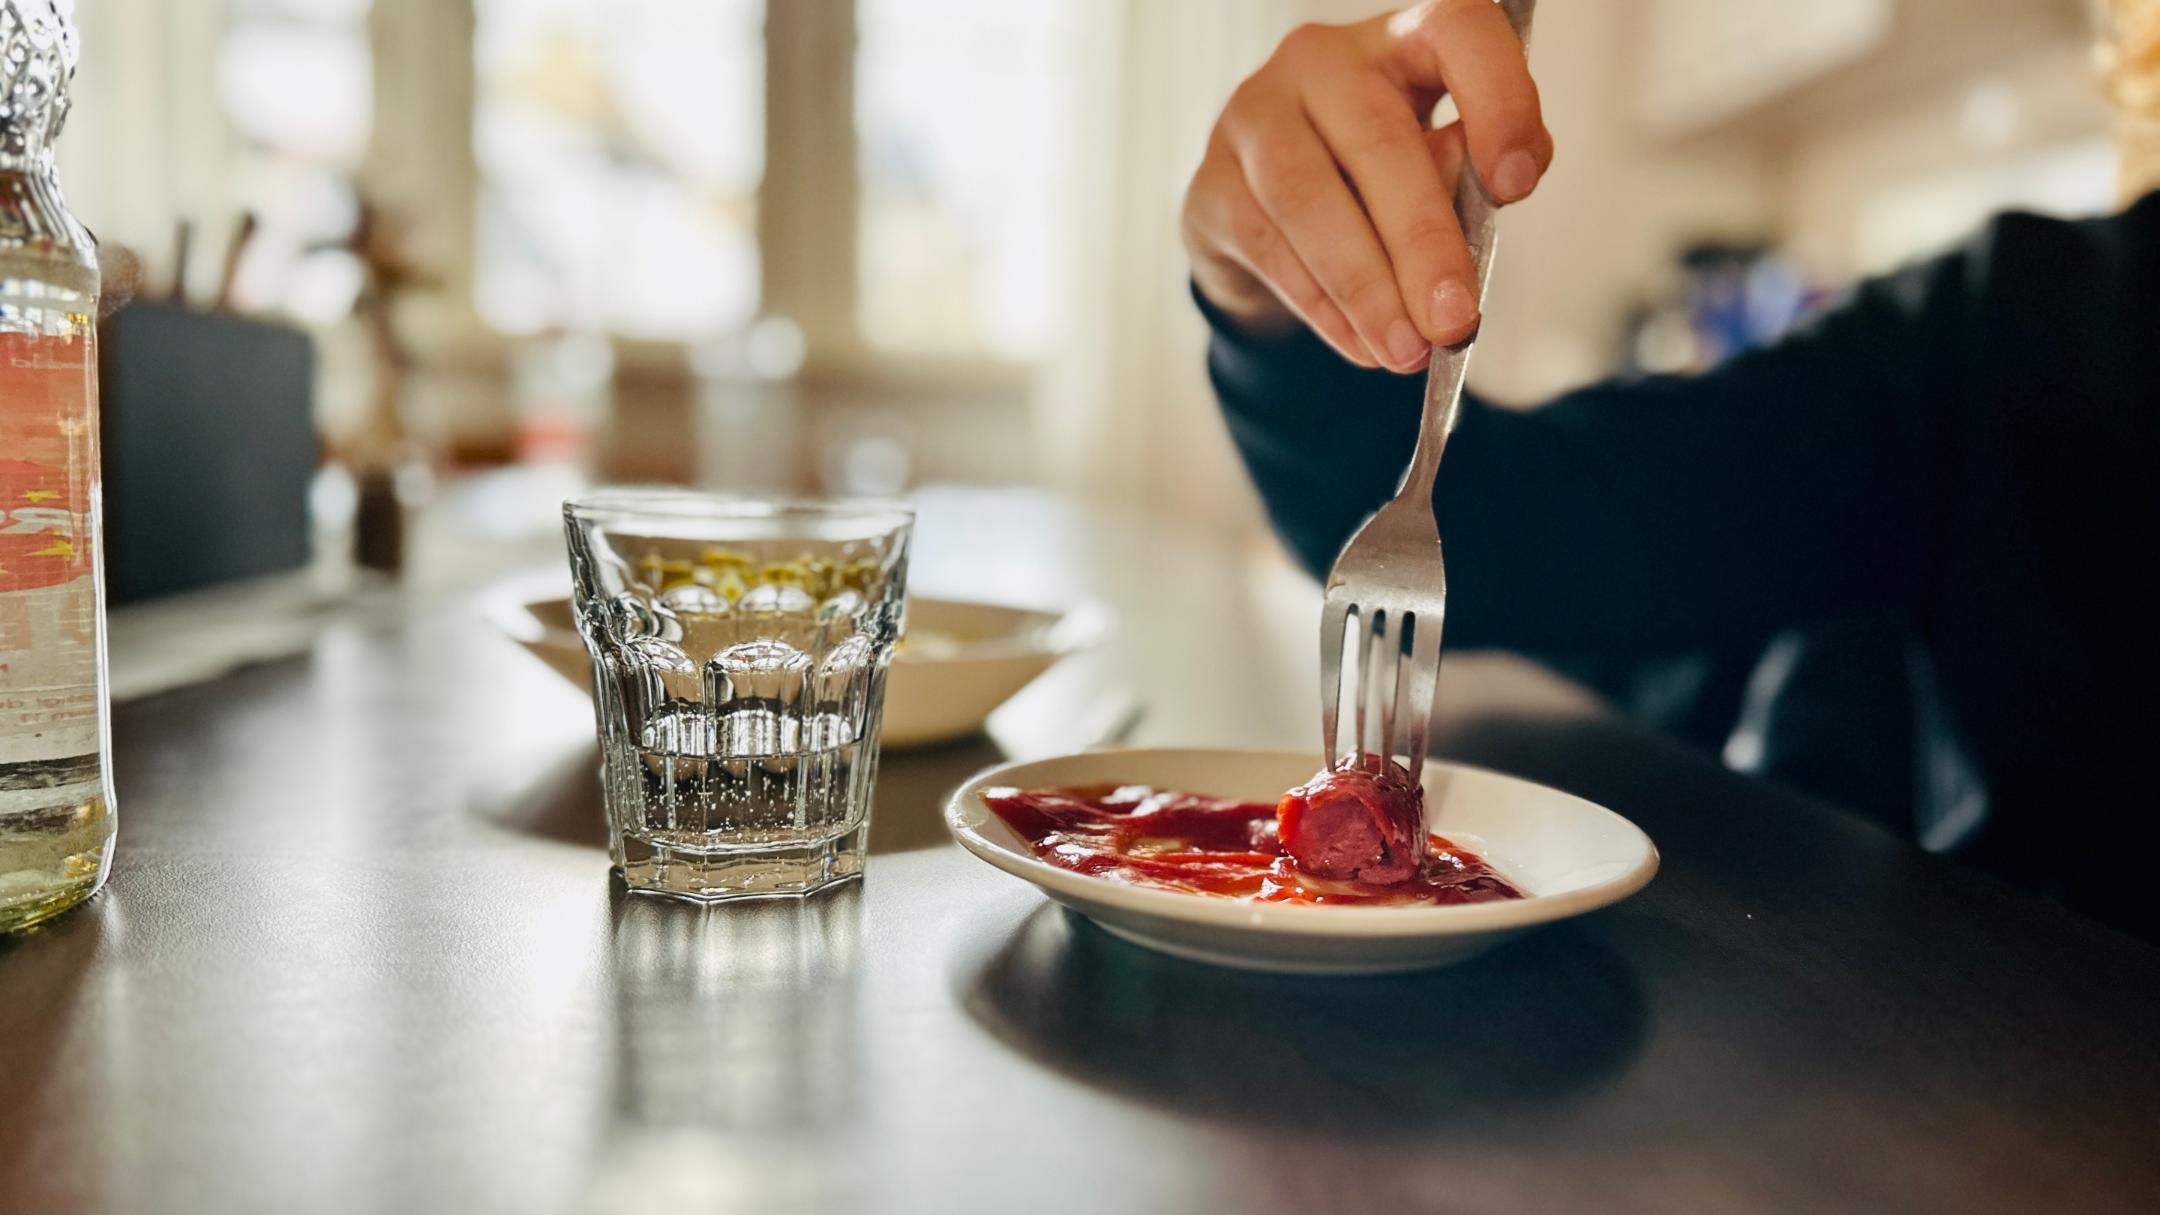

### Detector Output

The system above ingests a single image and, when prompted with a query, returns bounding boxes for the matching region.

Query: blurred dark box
[98,301,316,605]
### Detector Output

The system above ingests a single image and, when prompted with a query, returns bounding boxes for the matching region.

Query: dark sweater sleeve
[1206,249,1967,656]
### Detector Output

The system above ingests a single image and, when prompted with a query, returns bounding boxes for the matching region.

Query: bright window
[853,0,1081,361]
[472,0,765,339]
[215,0,375,320]
[470,0,1082,366]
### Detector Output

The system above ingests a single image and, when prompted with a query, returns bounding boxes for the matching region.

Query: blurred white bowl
[488,591,1109,749]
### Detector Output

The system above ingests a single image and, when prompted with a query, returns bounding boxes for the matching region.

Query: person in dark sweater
[1187,2,2160,939]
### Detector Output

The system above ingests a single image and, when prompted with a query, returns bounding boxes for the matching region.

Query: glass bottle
[0,0,113,932]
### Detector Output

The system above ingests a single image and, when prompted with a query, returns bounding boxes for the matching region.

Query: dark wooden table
[6,490,2159,1214]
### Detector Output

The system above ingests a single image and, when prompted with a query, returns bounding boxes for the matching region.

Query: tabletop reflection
[585,884,864,1215]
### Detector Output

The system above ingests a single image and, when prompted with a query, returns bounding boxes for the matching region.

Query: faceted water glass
[563,491,913,899]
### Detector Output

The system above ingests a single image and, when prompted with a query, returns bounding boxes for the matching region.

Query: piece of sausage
[1276,759,1426,884]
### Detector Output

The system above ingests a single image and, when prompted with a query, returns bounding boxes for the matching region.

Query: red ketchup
[979,773,1523,907]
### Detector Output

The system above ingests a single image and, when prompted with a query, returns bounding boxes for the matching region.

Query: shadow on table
[469,742,607,848]
[472,734,1011,855]
[957,903,1647,1135]
[868,735,1012,852]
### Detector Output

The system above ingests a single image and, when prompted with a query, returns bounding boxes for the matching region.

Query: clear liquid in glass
[568,495,910,900]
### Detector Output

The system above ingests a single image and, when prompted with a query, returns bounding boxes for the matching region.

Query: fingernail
[1493,149,1541,202]
[1430,278,1478,338]
[1384,318,1428,370]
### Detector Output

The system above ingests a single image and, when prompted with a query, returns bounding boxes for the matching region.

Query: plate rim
[484,588,1111,666]
[943,747,1659,939]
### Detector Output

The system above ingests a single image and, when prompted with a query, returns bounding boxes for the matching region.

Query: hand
[1182,1,1551,371]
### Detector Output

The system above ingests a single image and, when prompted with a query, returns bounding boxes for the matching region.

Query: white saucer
[487,588,1109,748]
[944,748,1658,974]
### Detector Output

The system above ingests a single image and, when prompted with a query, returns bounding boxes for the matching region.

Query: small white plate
[488,590,1109,749]
[945,748,1659,974]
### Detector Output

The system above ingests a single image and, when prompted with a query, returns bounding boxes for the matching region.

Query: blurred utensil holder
[97,299,316,604]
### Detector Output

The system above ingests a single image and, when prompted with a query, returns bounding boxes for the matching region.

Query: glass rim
[563,486,914,528]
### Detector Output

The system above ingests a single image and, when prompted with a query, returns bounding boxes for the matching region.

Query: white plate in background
[488,590,1110,749]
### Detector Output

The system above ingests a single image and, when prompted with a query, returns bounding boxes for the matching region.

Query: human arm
[1207,249,1969,655]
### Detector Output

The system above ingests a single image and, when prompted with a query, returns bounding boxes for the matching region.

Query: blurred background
[64,0,2128,608]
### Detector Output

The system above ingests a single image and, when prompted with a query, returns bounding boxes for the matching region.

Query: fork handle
[1398,0,1536,503]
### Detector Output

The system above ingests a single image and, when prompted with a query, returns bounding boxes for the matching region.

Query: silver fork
[1319,0,1535,781]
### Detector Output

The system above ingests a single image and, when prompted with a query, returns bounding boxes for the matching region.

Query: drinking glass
[563,490,913,899]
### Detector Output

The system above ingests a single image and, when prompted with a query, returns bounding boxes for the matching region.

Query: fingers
[1237,121,1430,372]
[1183,7,1555,372]
[1298,54,1481,344]
[1224,87,1433,372]
[1187,149,1381,368]
[1383,0,1552,203]
[1425,121,1467,193]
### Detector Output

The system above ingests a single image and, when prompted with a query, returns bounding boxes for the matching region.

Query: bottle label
[0,457,82,590]
[0,328,102,765]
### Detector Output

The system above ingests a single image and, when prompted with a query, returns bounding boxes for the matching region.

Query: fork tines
[1319,588,1442,782]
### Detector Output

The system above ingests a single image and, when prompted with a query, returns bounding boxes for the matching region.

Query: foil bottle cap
[0,0,79,165]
